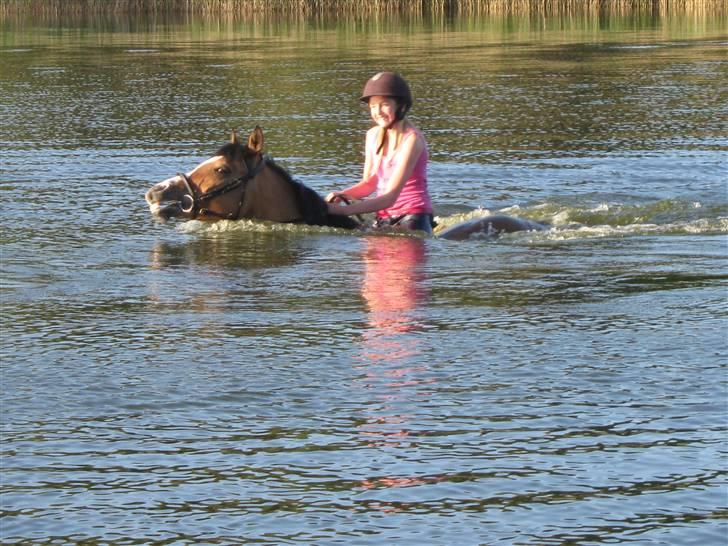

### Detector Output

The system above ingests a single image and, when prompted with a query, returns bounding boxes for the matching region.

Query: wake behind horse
[145,127,547,239]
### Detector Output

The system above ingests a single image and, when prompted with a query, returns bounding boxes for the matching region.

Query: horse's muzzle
[146,176,193,221]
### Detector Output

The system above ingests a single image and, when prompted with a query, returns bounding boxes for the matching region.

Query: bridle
[178,155,267,219]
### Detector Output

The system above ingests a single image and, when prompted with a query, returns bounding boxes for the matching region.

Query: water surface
[1,10,726,545]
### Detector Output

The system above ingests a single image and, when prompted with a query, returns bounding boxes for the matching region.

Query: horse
[145,127,548,239]
[144,126,358,230]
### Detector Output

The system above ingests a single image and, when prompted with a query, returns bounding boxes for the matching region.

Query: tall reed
[1,0,725,17]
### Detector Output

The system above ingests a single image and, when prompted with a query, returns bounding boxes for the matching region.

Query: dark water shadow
[148,230,302,271]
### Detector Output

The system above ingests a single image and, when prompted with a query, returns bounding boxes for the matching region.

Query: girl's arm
[325,129,379,202]
[327,174,377,202]
[328,132,424,216]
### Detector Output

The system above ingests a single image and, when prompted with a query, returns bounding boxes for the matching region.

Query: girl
[326,72,434,234]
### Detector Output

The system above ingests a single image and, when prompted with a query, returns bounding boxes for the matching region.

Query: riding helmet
[360,71,413,119]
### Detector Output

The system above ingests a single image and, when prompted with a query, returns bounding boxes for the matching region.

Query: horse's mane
[214,142,358,229]
[265,157,359,229]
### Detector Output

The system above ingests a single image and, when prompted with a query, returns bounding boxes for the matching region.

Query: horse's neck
[239,167,302,222]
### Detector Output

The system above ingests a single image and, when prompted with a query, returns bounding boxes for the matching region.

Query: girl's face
[368,95,398,127]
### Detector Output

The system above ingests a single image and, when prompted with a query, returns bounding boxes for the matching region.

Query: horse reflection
[148,234,300,271]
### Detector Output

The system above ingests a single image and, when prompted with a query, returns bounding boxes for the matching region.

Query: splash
[177,218,360,237]
[176,199,726,241]
[533,218,728,242]
[434,199,727,241]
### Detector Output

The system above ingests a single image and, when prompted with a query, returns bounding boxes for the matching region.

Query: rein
[179,155,267,219]
[337,195,366,227]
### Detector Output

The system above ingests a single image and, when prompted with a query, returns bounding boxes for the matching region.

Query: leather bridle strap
[179,155,267,219]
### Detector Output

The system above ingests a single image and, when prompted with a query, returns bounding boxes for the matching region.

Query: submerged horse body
[145,127,547,239]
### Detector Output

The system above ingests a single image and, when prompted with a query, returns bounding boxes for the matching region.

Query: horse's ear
[248,125,264,154]
[230,129,241,145]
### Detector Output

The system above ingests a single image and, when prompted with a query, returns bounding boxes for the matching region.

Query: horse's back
[437,214,548,240]
[246,162,360,229]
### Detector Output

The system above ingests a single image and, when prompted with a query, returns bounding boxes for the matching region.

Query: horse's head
[145,127,265,222]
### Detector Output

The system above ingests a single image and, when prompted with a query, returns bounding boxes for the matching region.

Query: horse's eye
[215,166,231,175]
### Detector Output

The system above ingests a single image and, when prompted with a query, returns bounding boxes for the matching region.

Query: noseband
[179,155,267,219]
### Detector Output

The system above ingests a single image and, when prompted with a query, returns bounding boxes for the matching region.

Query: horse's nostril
[180,194,194,213]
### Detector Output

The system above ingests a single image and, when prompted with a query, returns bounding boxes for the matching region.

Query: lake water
[1,9,726,545]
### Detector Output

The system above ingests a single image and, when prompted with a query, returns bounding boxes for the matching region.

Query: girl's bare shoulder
[403,125,426,150]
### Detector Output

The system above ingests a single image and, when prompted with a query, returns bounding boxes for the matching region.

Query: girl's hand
[325,192,341,203]
[325,192,350,204]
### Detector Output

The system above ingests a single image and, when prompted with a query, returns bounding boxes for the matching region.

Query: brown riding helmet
[360,72,413,120]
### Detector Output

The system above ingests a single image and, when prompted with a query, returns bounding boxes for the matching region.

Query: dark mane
[265,156,360,230]
[265,156,301,187]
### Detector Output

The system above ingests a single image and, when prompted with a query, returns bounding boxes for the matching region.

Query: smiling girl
[325,72,434,234]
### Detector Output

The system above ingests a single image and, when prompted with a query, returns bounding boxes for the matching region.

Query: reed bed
[2,0,725,17]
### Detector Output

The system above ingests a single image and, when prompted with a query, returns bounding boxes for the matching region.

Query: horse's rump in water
[436,214,548,240]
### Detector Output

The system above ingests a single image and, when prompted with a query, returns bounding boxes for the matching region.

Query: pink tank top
[375,129,433,218]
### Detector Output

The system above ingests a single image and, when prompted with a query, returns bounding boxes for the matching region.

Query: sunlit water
[1,11,726,545]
